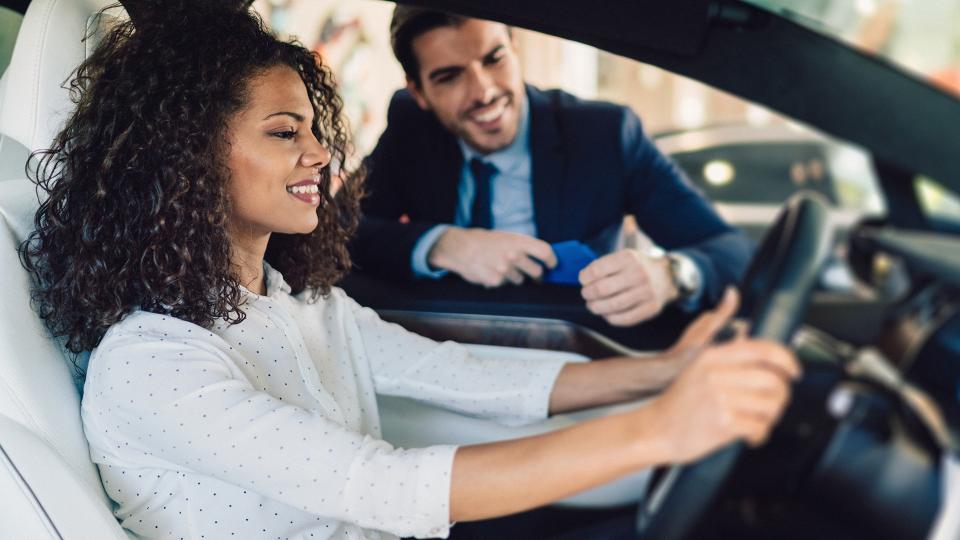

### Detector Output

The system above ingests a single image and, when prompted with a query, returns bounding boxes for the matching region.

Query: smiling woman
[226,65,334,294]
[21,0,362,349]
[14,1,799,539]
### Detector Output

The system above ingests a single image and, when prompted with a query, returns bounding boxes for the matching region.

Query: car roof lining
[397,0,960,194]
[395,0,715,56]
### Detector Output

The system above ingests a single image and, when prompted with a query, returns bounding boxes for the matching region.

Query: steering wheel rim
[635,192,835,540]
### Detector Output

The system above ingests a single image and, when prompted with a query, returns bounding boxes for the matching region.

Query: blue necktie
[469,158,497,229]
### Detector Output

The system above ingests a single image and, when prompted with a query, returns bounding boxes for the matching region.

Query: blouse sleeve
[342,293,568,426]
[82,330,457,539]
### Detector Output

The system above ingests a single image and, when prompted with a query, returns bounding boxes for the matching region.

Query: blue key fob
[543,241,598,286]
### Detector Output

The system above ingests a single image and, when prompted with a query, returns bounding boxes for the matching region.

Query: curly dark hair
[19,2,364,354]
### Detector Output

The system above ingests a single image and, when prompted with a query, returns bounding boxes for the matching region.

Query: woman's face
[226,65,332,240]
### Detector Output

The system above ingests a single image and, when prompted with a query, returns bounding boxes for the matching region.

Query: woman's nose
[302,135,332,170]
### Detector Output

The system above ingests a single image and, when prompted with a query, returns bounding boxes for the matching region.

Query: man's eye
[486,54,503,65]
[271,130,296,140]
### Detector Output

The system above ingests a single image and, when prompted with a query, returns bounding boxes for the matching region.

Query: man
[351,7,753,327]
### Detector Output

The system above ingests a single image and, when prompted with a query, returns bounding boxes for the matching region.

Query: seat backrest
[0,0,129,537]
[0,413,129,540]
[0,68,32,181]
[0,135,30,181]
[0,178,104,492]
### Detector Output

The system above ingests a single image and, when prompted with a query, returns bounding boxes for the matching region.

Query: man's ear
[406,78,431,111]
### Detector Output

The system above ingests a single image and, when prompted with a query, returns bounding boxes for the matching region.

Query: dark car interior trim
[853,227,960,289]
[0,0,28,14]
[873,159,929,230]
[378,310,641,358]
[394,0,715,56]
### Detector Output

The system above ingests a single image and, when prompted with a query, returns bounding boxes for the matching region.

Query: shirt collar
[458,92,530,174]
[240,261,292,300]
[263,261,292,296]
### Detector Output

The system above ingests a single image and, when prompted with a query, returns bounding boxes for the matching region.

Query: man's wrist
[427,226,462,272]
[642,246,680,303]
[666,252,702,302]
[412,225,453,278]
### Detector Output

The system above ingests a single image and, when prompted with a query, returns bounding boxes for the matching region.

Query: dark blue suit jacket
[351,86,753,307]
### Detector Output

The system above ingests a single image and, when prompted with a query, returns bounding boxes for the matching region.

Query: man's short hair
[389,7,468,85]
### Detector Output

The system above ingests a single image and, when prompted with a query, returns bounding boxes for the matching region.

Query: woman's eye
[271,129,297,140]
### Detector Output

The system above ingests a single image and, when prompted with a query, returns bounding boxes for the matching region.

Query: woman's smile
[286,177,322,204]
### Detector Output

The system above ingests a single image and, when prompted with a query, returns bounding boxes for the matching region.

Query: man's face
[407,19,525,155]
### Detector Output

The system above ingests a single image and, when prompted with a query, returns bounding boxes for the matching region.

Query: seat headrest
[0,0,119,153]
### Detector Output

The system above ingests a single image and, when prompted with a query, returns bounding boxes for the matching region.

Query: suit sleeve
[618,109,754,306]
[350,91,445,280]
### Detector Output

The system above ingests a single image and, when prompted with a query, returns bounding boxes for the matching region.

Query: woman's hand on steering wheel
[642,338,801,465]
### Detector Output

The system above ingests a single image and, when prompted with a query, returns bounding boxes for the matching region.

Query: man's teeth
[287,184,320,194]
[473,102,506,123]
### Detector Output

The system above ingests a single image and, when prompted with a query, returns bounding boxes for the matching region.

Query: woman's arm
[451,338,799,522]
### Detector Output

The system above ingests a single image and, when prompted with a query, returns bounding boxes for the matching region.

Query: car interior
[1,0,959,539]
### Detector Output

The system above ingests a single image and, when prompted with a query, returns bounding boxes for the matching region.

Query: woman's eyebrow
[262,111,307,122]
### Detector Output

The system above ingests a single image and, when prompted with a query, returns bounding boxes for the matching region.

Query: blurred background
[241,0,960,236]
[2,0,960,278]
[248,0,960,153]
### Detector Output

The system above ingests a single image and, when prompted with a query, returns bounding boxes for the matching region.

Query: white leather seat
[0,71,31,181]
[0,0,128,537]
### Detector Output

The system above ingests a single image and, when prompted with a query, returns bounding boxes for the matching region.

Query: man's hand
[579,248,678,326]
[428,227,558,287]
[641,338,800,464]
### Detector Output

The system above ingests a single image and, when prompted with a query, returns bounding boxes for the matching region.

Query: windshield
[744,0,960,95]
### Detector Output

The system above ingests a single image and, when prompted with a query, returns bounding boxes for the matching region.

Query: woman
[20,3,798,539]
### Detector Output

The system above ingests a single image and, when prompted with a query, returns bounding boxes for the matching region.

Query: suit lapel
[528,86,565,242]
[421,121,464,223]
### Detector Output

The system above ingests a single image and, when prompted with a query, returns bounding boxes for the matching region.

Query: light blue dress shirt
[411,99,534,278]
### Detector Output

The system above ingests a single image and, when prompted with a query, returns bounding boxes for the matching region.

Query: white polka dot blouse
[81,263,566,539]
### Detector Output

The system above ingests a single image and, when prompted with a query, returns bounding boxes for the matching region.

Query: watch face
[669,254,701,297]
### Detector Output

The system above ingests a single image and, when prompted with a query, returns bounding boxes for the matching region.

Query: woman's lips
[286,178,321,205]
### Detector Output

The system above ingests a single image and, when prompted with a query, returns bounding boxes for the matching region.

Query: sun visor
[396,0,715,56]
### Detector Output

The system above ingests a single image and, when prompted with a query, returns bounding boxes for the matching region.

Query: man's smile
[464,94,511,130]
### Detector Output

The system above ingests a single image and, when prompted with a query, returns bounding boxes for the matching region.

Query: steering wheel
[635,192,835,540]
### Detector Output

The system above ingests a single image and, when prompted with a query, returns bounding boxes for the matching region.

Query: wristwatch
[646,246,701,301]
[666,252,702,300]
